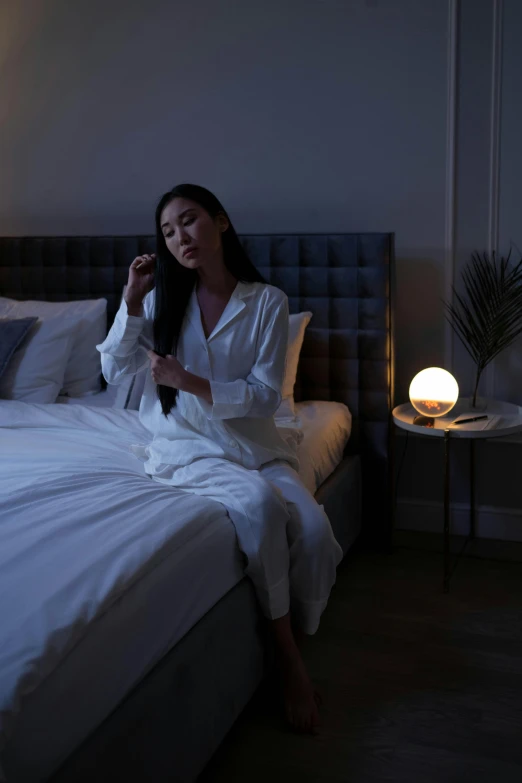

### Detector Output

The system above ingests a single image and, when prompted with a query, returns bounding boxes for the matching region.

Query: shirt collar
[186,280,256,344]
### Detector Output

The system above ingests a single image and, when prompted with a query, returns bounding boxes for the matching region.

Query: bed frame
[0,232,394,782]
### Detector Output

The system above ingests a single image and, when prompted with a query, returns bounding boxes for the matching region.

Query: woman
[97,184,343,735]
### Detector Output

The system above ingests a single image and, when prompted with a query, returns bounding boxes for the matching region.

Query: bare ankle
[270,614,301,665]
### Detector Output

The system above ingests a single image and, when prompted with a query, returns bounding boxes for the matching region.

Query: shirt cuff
[207,379,250,419]
[96,309,145,354]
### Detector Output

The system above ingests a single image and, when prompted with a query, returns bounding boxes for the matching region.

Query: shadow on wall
[494,335,522,405]
[394,255,446,404]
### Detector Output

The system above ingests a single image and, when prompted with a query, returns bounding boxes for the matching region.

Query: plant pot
[465,395,488,413]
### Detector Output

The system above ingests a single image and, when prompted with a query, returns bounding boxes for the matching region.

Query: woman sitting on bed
[97,183,343,735]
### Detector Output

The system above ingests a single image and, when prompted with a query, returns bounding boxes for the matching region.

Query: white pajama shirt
[96,281,342,634]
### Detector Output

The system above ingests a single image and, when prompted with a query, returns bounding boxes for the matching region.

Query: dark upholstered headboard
[0,233,395,546]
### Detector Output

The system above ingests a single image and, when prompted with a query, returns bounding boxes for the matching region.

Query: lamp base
[413,415,435,428]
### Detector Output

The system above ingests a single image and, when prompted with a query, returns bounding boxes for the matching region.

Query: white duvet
[0,398,350,781]
[0,401,242,773]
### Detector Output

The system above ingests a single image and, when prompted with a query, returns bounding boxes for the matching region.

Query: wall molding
[444,0,459,374]
[396,497,522,543]
[486,0,504,398]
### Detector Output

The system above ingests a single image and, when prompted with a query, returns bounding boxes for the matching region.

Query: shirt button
[228,438,237,447]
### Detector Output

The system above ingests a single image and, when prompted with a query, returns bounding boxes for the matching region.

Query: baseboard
[393,529,522,563]
[396,497,522,543]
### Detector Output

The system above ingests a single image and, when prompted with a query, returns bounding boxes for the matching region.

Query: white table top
[392,398,522,439]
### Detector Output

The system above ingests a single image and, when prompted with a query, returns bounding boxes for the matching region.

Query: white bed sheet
[0,401,243,782]
[0,399,351,782]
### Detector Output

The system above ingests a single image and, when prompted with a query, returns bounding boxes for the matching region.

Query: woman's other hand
[147,350,186,390]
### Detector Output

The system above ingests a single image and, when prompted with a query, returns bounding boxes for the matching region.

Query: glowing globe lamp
[409,367,459,427]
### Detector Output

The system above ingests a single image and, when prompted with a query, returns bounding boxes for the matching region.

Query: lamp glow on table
[409,367,459,427]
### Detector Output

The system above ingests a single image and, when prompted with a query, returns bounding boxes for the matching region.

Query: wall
[0,0,520,538]
[495,0,522,404]
[0,0,449,390]
[398,0,522,543]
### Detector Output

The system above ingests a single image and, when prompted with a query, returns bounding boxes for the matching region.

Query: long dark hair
[153,183,266,418]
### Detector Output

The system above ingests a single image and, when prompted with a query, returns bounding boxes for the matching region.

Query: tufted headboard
[0,233,395,546]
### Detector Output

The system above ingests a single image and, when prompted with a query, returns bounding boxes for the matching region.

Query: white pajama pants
[150,458,343,635]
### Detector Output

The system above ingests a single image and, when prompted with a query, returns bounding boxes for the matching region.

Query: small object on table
[453,415,488,425]
[413,415,434,427]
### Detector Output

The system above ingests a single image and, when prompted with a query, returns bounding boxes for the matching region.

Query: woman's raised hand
[125,253,156,306]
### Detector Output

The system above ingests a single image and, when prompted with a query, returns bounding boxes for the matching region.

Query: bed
[0,232,394,783]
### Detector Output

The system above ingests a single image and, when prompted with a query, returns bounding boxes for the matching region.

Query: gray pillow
[0,317,38,379]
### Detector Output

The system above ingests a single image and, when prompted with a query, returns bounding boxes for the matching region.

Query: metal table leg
[443,429,451,593]
[469,439,476,540]
[443,434,476,594]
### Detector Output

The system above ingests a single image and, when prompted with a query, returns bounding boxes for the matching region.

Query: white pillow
[275,311,313,421]
[0,297,107,397]
[0,315,76,403]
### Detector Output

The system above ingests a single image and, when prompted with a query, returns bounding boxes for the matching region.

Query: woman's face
[160,197,229,270]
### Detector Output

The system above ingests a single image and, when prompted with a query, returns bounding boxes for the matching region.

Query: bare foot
[278,652,321,735]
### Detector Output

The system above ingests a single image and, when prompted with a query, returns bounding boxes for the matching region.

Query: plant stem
[472,366,482,407]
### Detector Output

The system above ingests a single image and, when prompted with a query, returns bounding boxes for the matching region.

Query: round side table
[392,398,522,592]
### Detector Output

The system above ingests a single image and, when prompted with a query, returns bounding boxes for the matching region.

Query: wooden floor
[199,544,522,783]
